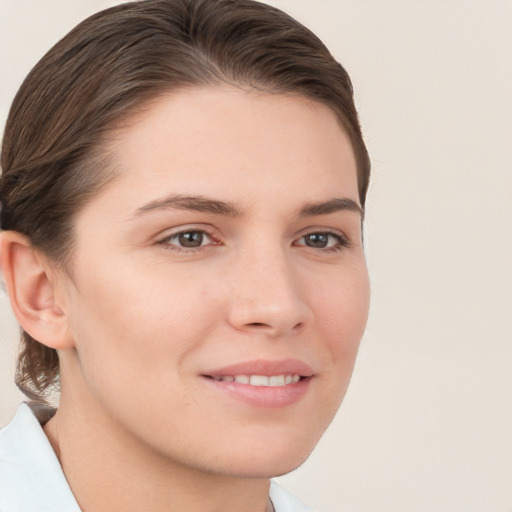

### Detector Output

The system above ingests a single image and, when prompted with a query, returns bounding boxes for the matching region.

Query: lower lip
[203,377,311,409]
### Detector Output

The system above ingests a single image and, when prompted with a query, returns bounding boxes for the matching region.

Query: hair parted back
[0,0,370,402]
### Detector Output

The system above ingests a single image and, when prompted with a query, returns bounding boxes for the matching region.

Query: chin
[247,454,312,479]
[206,431,320,479]
[215,452,313,479]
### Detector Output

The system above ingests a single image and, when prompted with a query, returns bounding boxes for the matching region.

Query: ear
[0,231,74,349]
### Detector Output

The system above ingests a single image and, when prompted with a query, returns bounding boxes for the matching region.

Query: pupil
[306,233,328,248]
[178,231,203,247]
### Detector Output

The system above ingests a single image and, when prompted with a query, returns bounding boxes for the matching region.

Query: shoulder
[0,403,80,512]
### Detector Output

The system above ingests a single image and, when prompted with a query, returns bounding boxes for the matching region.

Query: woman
[0,0,370,510]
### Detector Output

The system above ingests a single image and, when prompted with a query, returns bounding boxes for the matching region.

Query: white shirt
[0,403,315,512]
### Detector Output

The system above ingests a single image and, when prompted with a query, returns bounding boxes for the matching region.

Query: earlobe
[0,231,74,349]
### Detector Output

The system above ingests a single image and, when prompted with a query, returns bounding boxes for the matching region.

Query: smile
[211,374,302,386]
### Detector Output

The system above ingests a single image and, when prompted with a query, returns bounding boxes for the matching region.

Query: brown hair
[0,0,370,402]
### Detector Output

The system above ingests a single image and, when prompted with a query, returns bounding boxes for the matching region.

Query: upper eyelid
[295,226,350,240]
[155,224,218,240]
[298,227,345,236]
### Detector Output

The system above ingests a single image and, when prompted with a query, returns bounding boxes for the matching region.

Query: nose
[227,247,311,338]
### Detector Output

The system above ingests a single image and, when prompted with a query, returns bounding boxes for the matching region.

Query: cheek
[66,263,223,392]
[312,263,370,364]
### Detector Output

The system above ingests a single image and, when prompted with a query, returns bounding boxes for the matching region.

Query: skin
[17,87,370,511]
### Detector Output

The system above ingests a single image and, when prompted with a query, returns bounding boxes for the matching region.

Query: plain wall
[1,1,511,511]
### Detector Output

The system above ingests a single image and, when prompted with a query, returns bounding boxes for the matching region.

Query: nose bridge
[228,239,309,335]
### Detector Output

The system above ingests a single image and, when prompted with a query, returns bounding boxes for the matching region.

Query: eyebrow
[299,198,364,219]
[133,194,363,219]
[133,194,244,217]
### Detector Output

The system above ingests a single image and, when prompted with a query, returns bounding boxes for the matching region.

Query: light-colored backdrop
[1,2,511,511]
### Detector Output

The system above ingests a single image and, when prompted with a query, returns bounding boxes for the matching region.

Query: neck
[43,368,272,512]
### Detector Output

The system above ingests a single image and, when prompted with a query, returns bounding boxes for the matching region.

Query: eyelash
[156,228,350,253]
[156,228,218,253]
[294,231,351,252]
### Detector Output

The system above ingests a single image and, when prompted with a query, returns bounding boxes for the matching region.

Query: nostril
[245,321,304,333]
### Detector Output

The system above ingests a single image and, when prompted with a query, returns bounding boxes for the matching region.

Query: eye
[159,229,215,250]
[295,232,349,251]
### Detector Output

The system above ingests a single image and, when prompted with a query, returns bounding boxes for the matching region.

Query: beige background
[1,1,511,511]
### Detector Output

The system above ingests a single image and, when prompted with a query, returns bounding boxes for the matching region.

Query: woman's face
[56,87,370,477]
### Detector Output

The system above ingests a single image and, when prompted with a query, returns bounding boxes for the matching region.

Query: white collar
[270,481,316,511]
[0,402,81,511]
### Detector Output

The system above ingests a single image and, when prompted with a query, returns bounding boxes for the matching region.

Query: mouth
[208,374,303,386]
[202,359,314,408]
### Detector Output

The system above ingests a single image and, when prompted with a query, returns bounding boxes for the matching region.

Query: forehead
[86,87,359,218]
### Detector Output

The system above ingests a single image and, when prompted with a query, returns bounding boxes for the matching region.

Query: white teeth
[250,375,269,386]
[269,375,285,386]
[215,374,301,386]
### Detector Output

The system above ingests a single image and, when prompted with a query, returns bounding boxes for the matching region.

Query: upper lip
[204,359,315,378]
